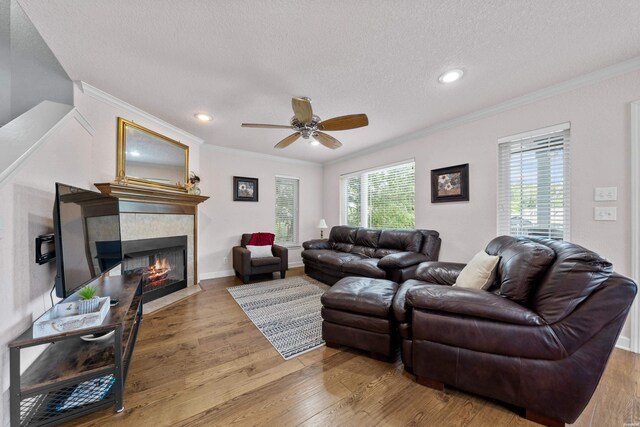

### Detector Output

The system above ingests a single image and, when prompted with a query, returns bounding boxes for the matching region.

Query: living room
[2,1,640,426]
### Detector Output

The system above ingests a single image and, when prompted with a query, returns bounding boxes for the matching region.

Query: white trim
[78,81,204,145]
[617,335,631,352]
[275,174,300,180]
[497,122,571,144]
[198,261,304,281]
[326,55,640,166]
[203,144,322,167]
[340,158,416,178]
[72,109,95,136]
[631,99,640,353]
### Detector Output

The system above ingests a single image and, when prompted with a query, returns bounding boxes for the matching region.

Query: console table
[8,272,142,426]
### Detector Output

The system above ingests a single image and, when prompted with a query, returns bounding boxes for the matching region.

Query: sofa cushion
[419,230,441,258]
[302,249,365,270]
[333,243,354,253]
[329,225,358,244]
[373,248,401,258]
[485,236,556,304]
[531,238,613,323]
[355,228,381,247]
[378,229,423,253]
[251,256,280,267]
[351,245,377,257]
[342,258,386,278]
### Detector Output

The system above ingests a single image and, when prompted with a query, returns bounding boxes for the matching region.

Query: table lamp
[317,219,328,238]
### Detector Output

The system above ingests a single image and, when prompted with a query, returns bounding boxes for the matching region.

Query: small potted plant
[77,285,100,314]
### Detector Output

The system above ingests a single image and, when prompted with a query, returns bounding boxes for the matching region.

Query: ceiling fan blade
[313,132,343,149]
[291,97,313,123]
[317,114,369,131]
[241,123,293,129]
[274,132,301,149]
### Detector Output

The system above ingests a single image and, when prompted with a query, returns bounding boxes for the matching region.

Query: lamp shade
[317,219,328,229]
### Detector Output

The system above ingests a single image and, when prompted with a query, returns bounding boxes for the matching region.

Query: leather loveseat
[302,225,441,285]
[394,236,637,426]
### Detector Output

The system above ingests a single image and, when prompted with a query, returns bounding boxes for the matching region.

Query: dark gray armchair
[232,233,288,284]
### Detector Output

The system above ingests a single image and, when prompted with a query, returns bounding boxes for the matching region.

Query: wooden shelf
[94,182,209,207]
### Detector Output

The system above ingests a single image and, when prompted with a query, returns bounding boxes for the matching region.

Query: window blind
[498,128,570,240]
[275,176,299,245]
[341,161,415,228]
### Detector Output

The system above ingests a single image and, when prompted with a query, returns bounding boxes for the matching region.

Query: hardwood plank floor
[69,268,638,426]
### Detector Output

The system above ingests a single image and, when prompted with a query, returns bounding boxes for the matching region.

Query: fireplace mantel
[95,182,209,288]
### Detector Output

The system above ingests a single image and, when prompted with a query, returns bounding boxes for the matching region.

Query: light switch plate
[594,187,617,201]
[594,207,617,221]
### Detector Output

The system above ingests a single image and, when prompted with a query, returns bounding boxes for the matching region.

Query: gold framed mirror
[117,118,189,192]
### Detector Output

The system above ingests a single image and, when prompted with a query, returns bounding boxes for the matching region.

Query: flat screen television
[53,183,122,298]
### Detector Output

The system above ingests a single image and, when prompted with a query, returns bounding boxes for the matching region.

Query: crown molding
[78,81,204,145]
[202,144,322,167]
[326,55,640,166]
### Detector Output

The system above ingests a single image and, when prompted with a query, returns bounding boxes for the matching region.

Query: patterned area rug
[227,276,329,360]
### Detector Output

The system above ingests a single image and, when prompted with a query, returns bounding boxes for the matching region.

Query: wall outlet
[223,256,228,264]
[594,207,617,221]
[594,187,617,201]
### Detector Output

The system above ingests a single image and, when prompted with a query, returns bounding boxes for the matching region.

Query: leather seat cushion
[321,276,399,318]
[342,258,386,278]
[392,279,434,323]
[302,250,365,270]
[250,257,280,267]
[321,307,392,333]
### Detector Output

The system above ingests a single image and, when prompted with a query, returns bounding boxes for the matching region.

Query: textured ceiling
[18,0,640,163]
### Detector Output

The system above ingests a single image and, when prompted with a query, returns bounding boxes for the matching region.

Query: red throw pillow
[248,232,275,246]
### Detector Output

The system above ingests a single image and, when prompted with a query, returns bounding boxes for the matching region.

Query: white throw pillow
[454,250,500,290]
[246,245,273,258]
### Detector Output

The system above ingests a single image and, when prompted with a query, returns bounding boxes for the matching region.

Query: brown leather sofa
[394,236,637,426]
[302,226,441,285]
[232,234,288,284]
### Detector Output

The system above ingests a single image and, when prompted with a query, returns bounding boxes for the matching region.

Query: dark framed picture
[233,176,259,202]
[431,163,469,203]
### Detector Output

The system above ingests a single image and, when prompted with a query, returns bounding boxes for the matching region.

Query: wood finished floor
[70,268,638,427]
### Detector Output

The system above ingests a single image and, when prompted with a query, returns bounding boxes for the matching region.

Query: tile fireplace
[121,236,188,303]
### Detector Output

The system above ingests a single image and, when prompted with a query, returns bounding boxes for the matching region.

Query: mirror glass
[117,118,188,191]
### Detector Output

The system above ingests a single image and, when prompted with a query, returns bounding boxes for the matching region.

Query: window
[498,124,570,240]
[341,161,415,228]
[275,176,299,245]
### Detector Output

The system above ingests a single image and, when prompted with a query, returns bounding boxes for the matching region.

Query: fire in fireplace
[121,236,188,303]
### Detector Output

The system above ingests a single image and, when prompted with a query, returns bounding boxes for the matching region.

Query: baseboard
[199,261,304,281]
[616,335,631,351]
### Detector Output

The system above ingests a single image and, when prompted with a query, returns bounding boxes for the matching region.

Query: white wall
[0,114,93,427]
[323,69,640,343]
[198,147,324,278]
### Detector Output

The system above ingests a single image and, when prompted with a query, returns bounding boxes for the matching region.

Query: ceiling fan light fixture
[438,69,464,84]
[195,113,213,122]
[310,139,320,146]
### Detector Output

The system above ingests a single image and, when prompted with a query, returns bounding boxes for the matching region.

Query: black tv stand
[8,272,142,426]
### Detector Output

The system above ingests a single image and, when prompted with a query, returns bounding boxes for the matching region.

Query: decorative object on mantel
[317,219,328,238]
[431,163,470,203]
[117,117,190,192]
[77,285,100,314]
[188,171,201,195]
[33,296,111,338]
[233,176,259,202]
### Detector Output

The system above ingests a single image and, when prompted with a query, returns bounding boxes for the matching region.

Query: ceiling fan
[241,97,368,149]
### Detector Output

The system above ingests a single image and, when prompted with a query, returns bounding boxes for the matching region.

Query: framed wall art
[233,176,259,202]
[431,163,469,203]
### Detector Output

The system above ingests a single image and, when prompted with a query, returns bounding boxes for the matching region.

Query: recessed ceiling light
[310,139,320,146]
[195,113,213,122]
[438,69,464,84]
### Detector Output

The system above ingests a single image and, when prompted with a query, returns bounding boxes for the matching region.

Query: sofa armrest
[414,261,466,285]
[272,244,288,270]
[407,284,546,326]
[378,252,427,269]
[232,246,251,275]
[303,239,332,250]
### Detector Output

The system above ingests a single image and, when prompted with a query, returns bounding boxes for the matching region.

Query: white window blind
[275,176,299,245]
[341,161,415,228]
[498,127,570,240]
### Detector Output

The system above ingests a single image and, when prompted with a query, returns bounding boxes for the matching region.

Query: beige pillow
[454,250,500,290]
[246,245,273,258]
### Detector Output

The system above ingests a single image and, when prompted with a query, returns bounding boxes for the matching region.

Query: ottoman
[320,276,399,361]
